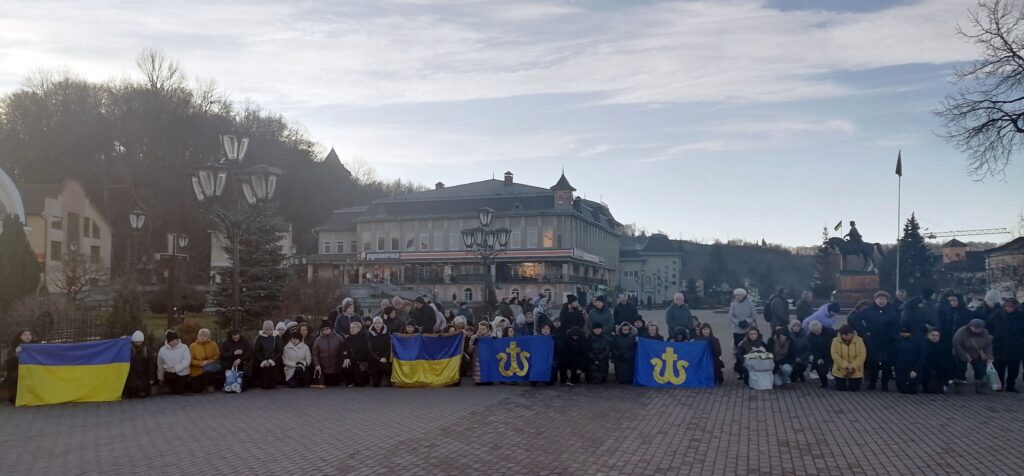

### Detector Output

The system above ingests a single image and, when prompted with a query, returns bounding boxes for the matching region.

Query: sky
[1,0,1021,246]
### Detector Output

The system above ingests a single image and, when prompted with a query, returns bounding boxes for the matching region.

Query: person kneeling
[892,327,925,395]
[157,331,190,395]
[189,328,222,393]
[831,325,866,392]
[341,321,369,387]
[283,331,312,388]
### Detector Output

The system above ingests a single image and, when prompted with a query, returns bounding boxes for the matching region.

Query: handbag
[224,369,244,393]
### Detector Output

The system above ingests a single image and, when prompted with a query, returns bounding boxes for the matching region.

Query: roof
[986,237,1024,255]
[643,233,679,253]
[377,179,550,203]
[942,238,968,248]
[315,206,368,230]
[551,173,576,191]
[19,183,62,215]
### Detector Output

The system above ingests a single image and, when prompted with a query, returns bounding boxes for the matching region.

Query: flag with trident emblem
[634,339,715,388]
[477,336,554,383]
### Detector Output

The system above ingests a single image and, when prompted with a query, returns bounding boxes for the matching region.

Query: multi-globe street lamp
[161,232,189,329]
[191,133,282,329]
[461,207,511,315]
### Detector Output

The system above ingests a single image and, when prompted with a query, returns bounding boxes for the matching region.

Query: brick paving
[1,310,1022,475]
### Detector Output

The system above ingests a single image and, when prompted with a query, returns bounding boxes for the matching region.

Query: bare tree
[49,252,109,304]
[135,48,185,92]
[937,0,1024,180]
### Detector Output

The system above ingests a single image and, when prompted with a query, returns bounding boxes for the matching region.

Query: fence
[0,312,109,382]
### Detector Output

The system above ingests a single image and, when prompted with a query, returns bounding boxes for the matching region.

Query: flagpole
[895,151,902,292]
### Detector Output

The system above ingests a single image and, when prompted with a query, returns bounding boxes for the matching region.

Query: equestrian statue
[825,221,886,273]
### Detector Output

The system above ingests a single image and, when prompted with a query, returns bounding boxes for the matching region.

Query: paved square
[1,310,1022,475]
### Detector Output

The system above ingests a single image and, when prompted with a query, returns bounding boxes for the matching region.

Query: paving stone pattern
[1,310,1022,475]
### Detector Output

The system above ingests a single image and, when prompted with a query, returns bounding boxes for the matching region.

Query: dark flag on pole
[895,150,903,177]
[833,221,842,232]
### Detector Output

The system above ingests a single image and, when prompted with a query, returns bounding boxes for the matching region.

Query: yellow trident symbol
[650,347,688,385]
[497,341,531,377]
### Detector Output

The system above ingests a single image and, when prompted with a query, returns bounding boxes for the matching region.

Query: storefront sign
[361,252,401,262]
[573,249,607,265]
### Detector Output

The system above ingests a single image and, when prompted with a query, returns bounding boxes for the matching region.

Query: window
[556,234,562,248]
[90,245,101,264]
[510,288,520,300]
[50,241,62,261]
[350,241,357,253]
[323,242,333,254]
[83,217,91,238]
[420,233,429,250]
[377,236,385,251]
[542,226,554,248]
[449,232,460,251]
[92,222,100,239]
[406,235,415,251]
[527,227,538,248]
[337,241,345,254]
[391,237,399,251]
[463,288,474,302]
[51,217,63,230]
[433,231,444,250]
[542,288,553,301]
[362,233,371,252]
[510,230,521,249]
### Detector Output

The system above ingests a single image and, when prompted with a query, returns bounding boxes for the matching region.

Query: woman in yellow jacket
[189,328,222,393]
[831,324,867,392]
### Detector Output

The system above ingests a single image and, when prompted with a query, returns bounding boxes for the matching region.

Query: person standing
[410,297,436,335]
[588,296,614,334]
[766,288,790,331]
[987,298,1023,393]
[334,301,363,336]
[559,295,587,331]
[849,291,899,391]
[456,302,476,326]
[665,293,695,340]
[729,288,757,349]
[795,291,814,321]
[952,319,994,394]
[976,290,1002,322]
[830,325,867,392]
[613,294,639,327]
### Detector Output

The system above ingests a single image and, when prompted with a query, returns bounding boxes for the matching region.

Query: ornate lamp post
[461,207,511,315]
[162,233,189,329]
[191,133,282,329]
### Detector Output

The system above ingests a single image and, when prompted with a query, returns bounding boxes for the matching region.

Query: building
[20,179,113,294]
[985,237,1024,298]
[0,167,26,230]
[308,171,622,305]
[619,233,686,306]
[936,239,987,293]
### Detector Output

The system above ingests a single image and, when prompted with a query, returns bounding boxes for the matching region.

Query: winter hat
[899,327,913,334]
[285,321,299,332]
[969,319,986,329]
[165,330,179,342]
[320,320,332,331]
[414,296,427,305]
[594,295,606,304]
[275,322,287,333]
[131,330,145,343]
[985,290,1002,307]
[733,288,747,297]
[827,302,841,315]
[515,315,526,326]
[592,322,604,330]
[372,316,384,327]
[566,294,578,304]
[228,329,242,338]
[873,290,891,300]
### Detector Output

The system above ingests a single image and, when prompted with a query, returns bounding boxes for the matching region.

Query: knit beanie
[827,302,841,315]
[131,331,145,343]
[165,330,179,342]
[566,294,578,304]
[969,319,986,329]
[985,290,1002,307]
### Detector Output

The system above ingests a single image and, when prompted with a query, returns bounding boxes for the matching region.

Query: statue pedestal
[833,271,879,308]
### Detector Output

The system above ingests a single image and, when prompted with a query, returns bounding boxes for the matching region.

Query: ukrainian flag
[390,333,463,388]
[16,338,131,407]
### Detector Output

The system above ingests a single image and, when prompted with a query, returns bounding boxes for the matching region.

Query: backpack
[763,297,775,323]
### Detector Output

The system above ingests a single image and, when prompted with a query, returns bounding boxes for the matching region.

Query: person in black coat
[366,317,392,387]
[341,321,370,387]
[220,329,251,388]
[410,297,437,334]
[123,331,152,399]
[562,326,589,385]
[559,295,587,331]
[613,295,639,326]
[252,321,280,389]
[900,296,933,338]
[987,298,1024,393]
[611,323,637,384]
[587,323,612,384]
[891,327,926,394]
[922,328,954,394]
[806,321,836,388]
[694,323,725,385]
[849,291,900,391]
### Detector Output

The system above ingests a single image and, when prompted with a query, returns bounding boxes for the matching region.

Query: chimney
[504,171,513,186]
[435,181,445,190]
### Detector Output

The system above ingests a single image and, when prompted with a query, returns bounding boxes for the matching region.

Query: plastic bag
[986,362,1000,391]
[748,371,773,390]
[224,369,244,393]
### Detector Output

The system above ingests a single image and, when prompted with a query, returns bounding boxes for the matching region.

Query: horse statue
[825,237,886,273]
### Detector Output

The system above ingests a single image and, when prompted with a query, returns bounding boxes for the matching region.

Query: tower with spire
[551,170,576,209]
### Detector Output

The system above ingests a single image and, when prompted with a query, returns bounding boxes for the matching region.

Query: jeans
[994,358,1022,390]
[835,377,862,392]
[775,364,793,385]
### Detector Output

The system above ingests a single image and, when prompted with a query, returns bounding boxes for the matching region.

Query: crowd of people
[3,287,1022,403]
[730,287,1023,394]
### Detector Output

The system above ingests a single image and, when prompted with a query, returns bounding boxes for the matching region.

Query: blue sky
[1,0,1021,246]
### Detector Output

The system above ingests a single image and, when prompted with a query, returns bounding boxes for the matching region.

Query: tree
[810,227,839,298]
[212,216,288,329]
[937,0,1024,179]
[756,265,777,299]
[702,243,732,291]
[49,251,108,305]
[0,214,41,313]
[885,213,936,295]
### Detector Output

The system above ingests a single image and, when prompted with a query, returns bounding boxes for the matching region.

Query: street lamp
[165,232,189,329]
[462,207,511,315]
[191,133,283,329]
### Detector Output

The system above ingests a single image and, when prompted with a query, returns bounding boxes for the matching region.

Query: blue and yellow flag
[16,338,131,406]
[390,333,464,388]
[477,336,554,383]
[634,339,715,388]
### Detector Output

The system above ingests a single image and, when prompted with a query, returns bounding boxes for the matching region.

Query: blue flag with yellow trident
[634,339,715,388]
[477,336,554,383]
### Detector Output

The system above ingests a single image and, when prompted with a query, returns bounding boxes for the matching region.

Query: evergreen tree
[213,215,288,329]
[886,213,935,295]
[0,214,41,312]
[811,227,839,298]
[757,265,777,299]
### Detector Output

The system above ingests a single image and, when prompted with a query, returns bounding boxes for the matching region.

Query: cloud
[0,0,978,107]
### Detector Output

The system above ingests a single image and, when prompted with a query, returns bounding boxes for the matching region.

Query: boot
[867,381,877,391]
[881,381,890,392]
[975,381,984,394]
